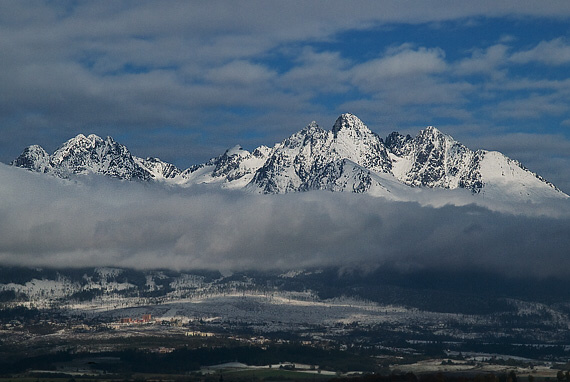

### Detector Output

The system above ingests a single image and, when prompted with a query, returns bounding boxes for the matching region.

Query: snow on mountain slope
[330,114,392,174]
[175,145,270,188]
[10,113,568,203]
[478,151,565,201]
[135,156,182,180]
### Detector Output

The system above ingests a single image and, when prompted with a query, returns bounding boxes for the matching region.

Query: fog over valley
[2,163,569,277]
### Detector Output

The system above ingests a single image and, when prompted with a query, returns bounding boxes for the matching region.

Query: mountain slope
[11,114,568,202]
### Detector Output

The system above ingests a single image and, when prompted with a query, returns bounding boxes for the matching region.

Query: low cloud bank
[1,164,570,277]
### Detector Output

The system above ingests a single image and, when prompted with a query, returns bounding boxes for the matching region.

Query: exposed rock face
[250,114,392,193]
[386,126,484,192]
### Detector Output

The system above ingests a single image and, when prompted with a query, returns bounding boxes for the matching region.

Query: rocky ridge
[11,114,567,201]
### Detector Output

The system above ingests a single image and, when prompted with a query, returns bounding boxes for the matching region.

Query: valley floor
[2,267,570,379]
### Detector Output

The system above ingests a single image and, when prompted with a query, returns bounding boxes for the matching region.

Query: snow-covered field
[1,267,569,347]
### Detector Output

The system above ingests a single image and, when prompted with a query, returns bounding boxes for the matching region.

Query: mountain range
[11,113,568,202]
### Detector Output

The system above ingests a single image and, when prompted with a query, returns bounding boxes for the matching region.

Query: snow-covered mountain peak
[477,150,565,200]
[328,114,392,174]
[416,125,456,147]
[331,113,373,139]
[175,142,270,188]
[225,145,248,157]
[301,120,325,134]
[252,145,271,158]
[10,113,568,203]
[247,114,393,193]
[306,121,320,131]
[51,133,109,165]
[72,133,90,142]
[11,144,51,173]
[52,135,91,165]
[88,133,102,141]
[280,121,328,150]
[14,132,155,181]
[420,125,442,135]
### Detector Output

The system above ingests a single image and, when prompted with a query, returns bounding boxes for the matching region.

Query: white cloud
[1,164,570,277]
[491,94,568,120]
[454,44,509,77]
[279,48,352,94]
[205,60,276,85]
[351,46,447,87]
[510,38,570,65]
[488,78,570,92]
[347,46,476,109]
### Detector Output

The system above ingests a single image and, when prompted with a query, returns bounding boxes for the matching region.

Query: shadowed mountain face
[11,114,567,202]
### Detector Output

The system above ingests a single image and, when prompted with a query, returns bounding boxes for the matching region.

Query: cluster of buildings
[119,314,152,324]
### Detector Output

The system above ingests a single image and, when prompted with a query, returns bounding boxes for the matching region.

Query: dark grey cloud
[1,164,569,278]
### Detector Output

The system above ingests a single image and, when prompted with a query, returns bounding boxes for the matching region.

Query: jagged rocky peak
[11,145,51,173]
[12,132,155,181]
[55,132,114,151]
[282,121,327,149]
[390,125,484,191]
[54,133,127,166]
[248,113,394,194]
[385,132,412,156]
[224,145,248,157]
[52,133,107,165]
[297,120,325,140]
[305,120,320,132]
[252,145,271,158]
[204,143,271,183]
[328,113,392,174]
[415,126,451,146]
[332,113,373,138]
[210,145,249,177]
[386,126,453,157]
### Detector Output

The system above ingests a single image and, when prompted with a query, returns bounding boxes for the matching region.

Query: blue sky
[1,1,570,192]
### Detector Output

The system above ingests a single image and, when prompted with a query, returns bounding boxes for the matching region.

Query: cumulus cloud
[347,45,474,111]
[454,44,509,77]
[205,61,276,85]
[279,48,352,95]
[510,38,570,66]
[351,46,447,87]
[1,164,570,278]
[490,94,568,120]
